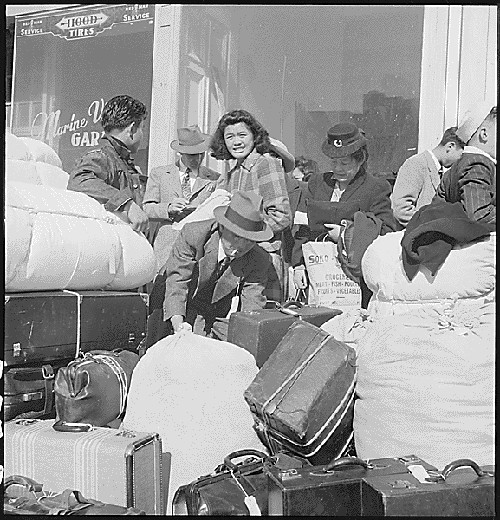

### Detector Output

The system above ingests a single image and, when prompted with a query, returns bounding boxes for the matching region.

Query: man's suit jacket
[433,152,496,231]
[391,150,440,227]
[143,163,217,271]
[163,219,271,334]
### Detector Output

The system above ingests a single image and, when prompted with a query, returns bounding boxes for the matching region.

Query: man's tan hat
[456,100,495,144]
[170,125,212,153]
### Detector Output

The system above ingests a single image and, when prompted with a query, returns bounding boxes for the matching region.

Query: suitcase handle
[223,449,269,471]
[52,420,94,433]
[323,456,370,473]
[442,459,494,480]
[278,300,304,317]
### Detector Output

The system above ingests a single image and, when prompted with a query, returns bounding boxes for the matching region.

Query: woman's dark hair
[210,109,271,160]
[351,145,369,176]
[101,95,147,133]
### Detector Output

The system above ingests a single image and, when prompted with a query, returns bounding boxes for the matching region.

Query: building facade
[6,4,497,177]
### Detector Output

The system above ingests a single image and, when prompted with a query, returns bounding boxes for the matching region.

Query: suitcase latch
[280,468,300,480]
[128,332,136,343]
[22,391,43,402]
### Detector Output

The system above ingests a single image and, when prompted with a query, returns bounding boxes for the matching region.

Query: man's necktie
[181,168,191,200]
[438,166,444,178]
[217,256,231,278]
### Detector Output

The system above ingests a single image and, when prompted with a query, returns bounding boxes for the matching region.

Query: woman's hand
[168,198,189,215]
[324,223,343,243]
[293,267,308,289]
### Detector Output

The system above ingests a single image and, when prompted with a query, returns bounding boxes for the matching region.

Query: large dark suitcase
[228,301,342,367]
[4,290,148,367]
[361,458,495,516]
[4,418,170,515]
[244,320,356,465]
[266,455,439,516]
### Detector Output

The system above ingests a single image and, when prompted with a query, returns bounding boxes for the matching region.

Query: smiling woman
[210,108,292,302]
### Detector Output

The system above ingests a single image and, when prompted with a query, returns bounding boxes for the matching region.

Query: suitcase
[361,458,495,516]
[4,290,148,367]
[228,301,342,368]
[266,455,439,516]
[4,418,170,515]
[244,320,356,465]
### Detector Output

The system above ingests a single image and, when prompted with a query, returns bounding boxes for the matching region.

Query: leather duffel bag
[4,474,145,515]
[54,349,139,427]
[172,450,310,516]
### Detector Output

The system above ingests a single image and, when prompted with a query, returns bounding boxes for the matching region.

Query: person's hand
[293,267,308,289]
[324,223,342,243]
[124,201,149,233]
[168,198,189,215]
[171,314,192,333]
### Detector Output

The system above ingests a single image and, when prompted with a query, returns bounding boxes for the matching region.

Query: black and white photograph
[4,3,496,516]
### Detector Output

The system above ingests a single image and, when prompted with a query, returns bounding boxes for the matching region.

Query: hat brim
[170,134,212,154]
[322,137,367,159]
[213,205,274,242]
[269,142,295,173]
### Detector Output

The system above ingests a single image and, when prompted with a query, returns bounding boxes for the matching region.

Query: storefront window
[10,4,155,174]
[180,5,424,180]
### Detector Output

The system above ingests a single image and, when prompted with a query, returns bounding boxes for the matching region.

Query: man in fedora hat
[433,101,496,230]
[143,124,220,272]
[150,190,273,341]
[68,95,150,234]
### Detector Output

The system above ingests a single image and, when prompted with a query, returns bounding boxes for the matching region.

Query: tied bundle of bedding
[5,182,156,292]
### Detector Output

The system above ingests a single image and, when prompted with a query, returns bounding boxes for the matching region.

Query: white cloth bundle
[5,182,156,292]
[5,131,31,161]
[362,230,496,317]
[6,159,70,190]
[172,188,231,230]
[354,299,495,469]
[20,136,64,168]
[122,331,266,514]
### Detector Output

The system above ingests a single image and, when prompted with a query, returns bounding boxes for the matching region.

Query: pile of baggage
[3,134,496,516]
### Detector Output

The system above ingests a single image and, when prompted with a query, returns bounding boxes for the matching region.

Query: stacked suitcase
[4,418,170,515]
[4,290,148,421]
[244,320,356,465]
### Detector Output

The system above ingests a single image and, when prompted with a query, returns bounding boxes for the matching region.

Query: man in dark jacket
[67,95,149,233]
[433,101,496,231]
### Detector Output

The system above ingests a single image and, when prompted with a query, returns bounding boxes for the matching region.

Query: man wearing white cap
[433,101,496,230]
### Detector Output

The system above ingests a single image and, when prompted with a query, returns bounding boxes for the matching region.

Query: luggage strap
[82,353,128,415]
[63,290,83,358]
[260,333,356,454]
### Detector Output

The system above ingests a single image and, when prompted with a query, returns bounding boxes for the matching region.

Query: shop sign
[31,99,107,147]
[16,4,153,41]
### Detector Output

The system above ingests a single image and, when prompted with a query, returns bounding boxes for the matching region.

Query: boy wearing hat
[68,95,149,233]
[143,125,219,271]
[158,190,273,340]
[433,102,496,230]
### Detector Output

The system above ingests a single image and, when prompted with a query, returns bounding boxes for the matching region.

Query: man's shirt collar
[105,135,133,164]
[428,149,441,171]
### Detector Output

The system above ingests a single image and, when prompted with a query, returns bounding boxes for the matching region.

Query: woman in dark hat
[210,109,293,302]
[292,122,398,307]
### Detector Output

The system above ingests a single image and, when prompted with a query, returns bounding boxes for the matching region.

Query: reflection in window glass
[11,4,155,174]
[181,5,424,180]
